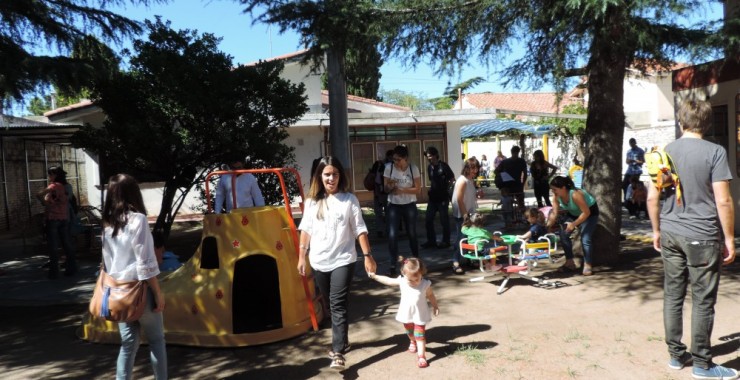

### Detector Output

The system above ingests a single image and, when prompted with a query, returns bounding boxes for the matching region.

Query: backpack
[645,148,682,204]
[363,167,376,191]
[364,160,384,191]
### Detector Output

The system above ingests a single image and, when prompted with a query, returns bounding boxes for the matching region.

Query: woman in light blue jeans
[102,174,167,380]
[118,288,167,379]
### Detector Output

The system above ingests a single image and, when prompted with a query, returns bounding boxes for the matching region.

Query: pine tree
[376,0,729,263]
[0,0,164,102]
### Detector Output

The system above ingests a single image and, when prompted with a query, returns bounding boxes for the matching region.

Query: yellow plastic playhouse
[79,168,324,347]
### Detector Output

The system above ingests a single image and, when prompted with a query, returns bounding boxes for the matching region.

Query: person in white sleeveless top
[450,157,480,274]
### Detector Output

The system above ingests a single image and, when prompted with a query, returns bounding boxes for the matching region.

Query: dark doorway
[232,254,282,334]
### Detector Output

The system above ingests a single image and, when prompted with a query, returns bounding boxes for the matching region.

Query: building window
[708,104,728,151]
[349,125,447,191]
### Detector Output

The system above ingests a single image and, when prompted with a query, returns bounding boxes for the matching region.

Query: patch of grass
[563,328,590,343]
[614,332,625,342]
[493,367,508,376]
[566,367,579,378]
[587,363,605,371]
[647,335,663,342]
[455,344,486,366]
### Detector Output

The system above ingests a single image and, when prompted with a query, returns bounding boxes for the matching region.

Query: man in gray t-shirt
[647,99,737,379]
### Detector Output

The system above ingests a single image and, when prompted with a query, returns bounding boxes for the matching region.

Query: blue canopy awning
[460,119,555,138]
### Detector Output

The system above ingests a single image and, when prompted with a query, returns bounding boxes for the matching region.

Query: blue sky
[108,1,725,99]
[106,1,537,98]
[19,0,726,114]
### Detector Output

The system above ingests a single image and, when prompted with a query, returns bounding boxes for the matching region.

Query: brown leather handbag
[89,264,148,323]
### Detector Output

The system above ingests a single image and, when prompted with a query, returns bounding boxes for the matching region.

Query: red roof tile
[460,92,578,113]
[43,99,94,117]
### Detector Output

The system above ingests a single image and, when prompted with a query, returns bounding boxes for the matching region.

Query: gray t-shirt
[660,137,733,240]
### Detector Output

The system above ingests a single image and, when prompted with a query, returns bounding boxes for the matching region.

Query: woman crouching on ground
[547,175,599,276]
[297,156,377,370]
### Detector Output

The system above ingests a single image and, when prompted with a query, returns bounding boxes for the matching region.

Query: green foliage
[26,88,90,116]
[430,96,454,110]
[0,0,163,102]
[378,89,434,110]
[445,76,484,101]
[72,18,307,235]
[373,0,727,263]
[344,41,384,99]
[537,103,588,137]
[241,0,382,76]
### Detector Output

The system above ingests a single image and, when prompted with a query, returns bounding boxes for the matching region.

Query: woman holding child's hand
[297,156,376,371]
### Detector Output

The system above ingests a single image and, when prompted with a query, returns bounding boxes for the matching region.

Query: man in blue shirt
[622,138,645,201]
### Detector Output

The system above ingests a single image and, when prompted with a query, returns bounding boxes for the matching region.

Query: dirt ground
[2,219,740,379]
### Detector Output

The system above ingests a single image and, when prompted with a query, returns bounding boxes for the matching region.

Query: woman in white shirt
[451,157,481,274]
[384,145,422,276]
[297,157,376,370]
[102,174,167,380]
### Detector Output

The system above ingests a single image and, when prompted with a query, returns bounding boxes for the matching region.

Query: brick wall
[0,138,87,233]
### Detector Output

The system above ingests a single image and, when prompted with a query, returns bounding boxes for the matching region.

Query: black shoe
[437,242,451,249]
[421,242,437,249]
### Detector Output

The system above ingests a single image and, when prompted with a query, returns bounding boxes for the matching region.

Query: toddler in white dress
[369,258,439,368]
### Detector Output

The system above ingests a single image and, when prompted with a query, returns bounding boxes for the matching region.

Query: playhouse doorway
[232,254,282,334]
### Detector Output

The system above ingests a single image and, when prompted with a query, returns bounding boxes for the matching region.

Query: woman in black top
[529,150,558,207]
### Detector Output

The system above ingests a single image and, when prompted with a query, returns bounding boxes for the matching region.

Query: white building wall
[655,74,676,122]
[675,77,740,232]
[279,61,324,113]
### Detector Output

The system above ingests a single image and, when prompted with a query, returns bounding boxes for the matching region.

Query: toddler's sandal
[408,342,417,353]
[417,356,429,368]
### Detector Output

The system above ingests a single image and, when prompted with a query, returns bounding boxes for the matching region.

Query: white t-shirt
[298,192,368,272]
[384,163,420,205]
[103,212,160,282]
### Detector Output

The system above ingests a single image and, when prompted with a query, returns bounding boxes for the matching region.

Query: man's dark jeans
[313,263,354,355]
[425,200,450,245]
[661,230,721,369]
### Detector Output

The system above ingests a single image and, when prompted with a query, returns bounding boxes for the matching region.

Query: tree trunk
[326,47,352,179]
[582,7,632,266]
[154,179,180,240]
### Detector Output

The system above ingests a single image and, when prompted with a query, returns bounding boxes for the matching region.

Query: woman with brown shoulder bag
[101,174,167,379]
